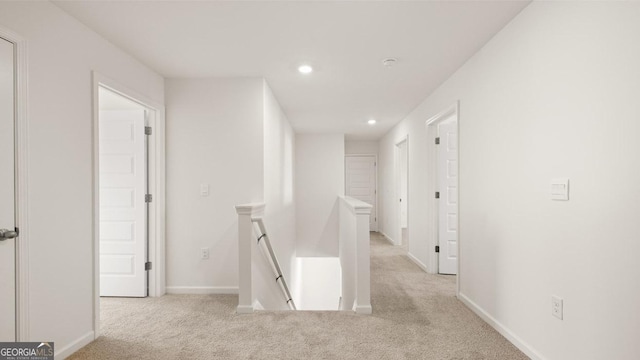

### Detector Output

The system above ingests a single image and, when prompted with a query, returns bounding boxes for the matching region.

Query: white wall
[379,134,409,245]
[257,81,297,309]
[165,78,264,293]
[293,257,341,311]
[345,140,378,155]
[338,198,356,310]
[295,134,345,256]
[263,81,296,280]
[379,2,640,359]
[0,1,164,356]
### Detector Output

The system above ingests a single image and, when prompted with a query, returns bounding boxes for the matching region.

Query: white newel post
[354,203,372,315]
[234,203,266,314]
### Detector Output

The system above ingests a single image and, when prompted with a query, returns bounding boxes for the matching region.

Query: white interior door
[99,109,147,297]
[0,36,16,341]
[438,119,458,275]
[345,156,377,231]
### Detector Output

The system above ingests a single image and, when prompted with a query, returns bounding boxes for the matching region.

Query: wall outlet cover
[552,295,563,320]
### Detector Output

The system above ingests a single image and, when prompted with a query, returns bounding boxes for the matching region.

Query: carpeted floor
[69,233,527,359]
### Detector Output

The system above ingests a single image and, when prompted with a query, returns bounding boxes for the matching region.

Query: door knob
[0,228,18,240]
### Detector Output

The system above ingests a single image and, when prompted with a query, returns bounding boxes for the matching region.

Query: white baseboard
[55,330,94,360]
[458,292,545,360]
[236,305,254,314]
[379,231,395,245]
[252,299,264,311]
[165,286,238,295]
[407,252,428,272]
[355,304,372,314]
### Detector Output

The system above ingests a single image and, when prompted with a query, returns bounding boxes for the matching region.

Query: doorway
[0,28,27,342]
[93,73,166,336]
[0,34,16,341]
[426,103,459,279]
[345,155,377,231]
[395,138,408,247]
[436,118,458,275]
[98,87,149,297]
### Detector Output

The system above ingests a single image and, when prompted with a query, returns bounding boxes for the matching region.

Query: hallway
[70,233,526,359]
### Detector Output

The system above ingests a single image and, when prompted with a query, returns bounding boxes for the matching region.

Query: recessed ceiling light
[298,65,313,74]
[368,119,377,125]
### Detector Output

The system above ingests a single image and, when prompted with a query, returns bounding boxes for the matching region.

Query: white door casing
[0,36,15,341]
[394,138,408,246]
[99,109,147,297]
[437,119,458,275]
[345,156,377,231]
[398,141,408,229]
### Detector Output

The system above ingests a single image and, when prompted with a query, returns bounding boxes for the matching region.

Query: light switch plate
[550,178,569,201]
[200,183,209,197]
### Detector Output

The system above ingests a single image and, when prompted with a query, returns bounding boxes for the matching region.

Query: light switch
[200,183,209,197]
[550,178,569,201]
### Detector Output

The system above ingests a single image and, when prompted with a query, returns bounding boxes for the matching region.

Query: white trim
[236,305,254,314]
[379,231,395,245]
[234,203,266,216]
[355,304,372,315]
[235,203,266,314]
[92,72,166,338]
[458,293,546,360]
[425,102,459,290]
[407,252,428,272]
[394,136,409,247]
[339,196,373,215]
[54,331,95,360]
[1,25,29,342]
[425,102,458,126]
[166,286,239,295]
[344,154,378,232]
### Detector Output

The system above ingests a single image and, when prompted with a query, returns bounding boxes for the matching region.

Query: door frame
[0,25,29,341]
[394,136,408,247]
[344,154,378,232]
[92,72,166,337]
[426,101,460,295]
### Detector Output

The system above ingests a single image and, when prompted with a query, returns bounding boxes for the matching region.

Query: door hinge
[145,194,153,203]
[145,126,152,135]
[435,191,440,199]
[435,246,440,253]
[435,137,440,145]
[145,262,152,271]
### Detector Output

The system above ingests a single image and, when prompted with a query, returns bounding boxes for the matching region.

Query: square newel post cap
[235,203,266,216]
[340,196,372,215]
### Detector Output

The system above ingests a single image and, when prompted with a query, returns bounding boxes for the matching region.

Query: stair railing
[251,217,296,310]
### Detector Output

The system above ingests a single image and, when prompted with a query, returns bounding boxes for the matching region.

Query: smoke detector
[382,58,397,67]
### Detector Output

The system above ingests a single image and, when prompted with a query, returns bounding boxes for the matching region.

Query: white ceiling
[54,0,530,140]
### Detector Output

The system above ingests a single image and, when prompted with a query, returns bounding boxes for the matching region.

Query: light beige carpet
[69,233,527,359]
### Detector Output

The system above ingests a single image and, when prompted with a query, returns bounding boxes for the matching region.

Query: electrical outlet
[201,247,210,260]
[551,296,563,320]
